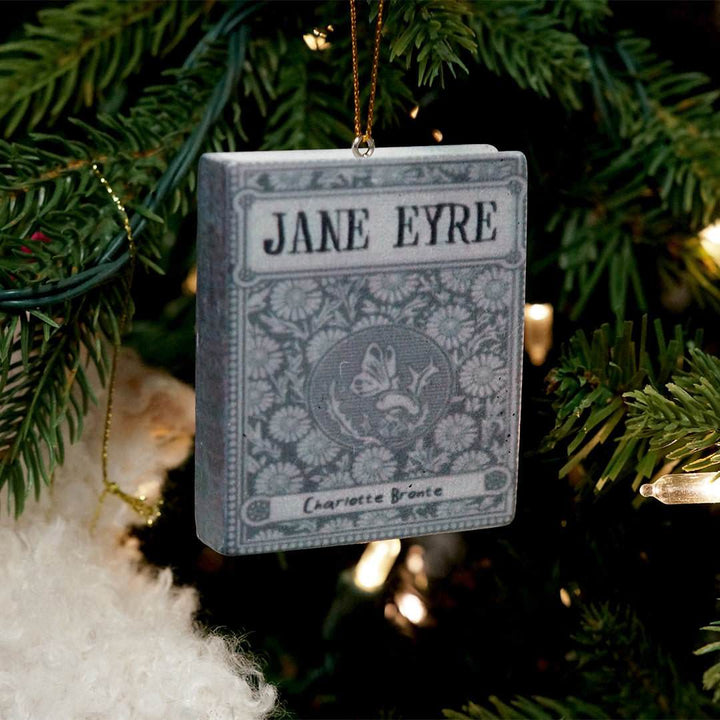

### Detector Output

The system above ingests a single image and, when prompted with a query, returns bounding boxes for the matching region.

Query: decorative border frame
[223,153,527,554]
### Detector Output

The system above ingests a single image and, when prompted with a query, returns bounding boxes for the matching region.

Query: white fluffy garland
[0,350,275,720]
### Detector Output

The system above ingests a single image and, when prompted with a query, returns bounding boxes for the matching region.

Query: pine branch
[261,37,352,150]
[385,0,477,87]
[0,0,210,138]
[0,36,244,294]
[696,621,720,704]
[546,0,611,32]
[443,696,607,720]
[470,2,590,110]
[625,348,720,472]
[0,285,123,514]
[591,34,720,229]
[536,30,720,317]
[0,8,252,513]
[659,235,720,313]
[573,605,709,718]
[544,318,694,492]
[445,604,709,719]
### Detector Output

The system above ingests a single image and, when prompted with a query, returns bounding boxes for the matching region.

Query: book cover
[196,145,527,554]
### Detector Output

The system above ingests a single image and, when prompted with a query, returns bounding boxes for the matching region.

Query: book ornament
[196,144,527,553]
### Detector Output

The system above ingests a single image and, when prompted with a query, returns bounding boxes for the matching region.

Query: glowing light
[405,544,425,574]
[431,129,443,143]
[353,539,401,591]
[396,592,427,624]
[559,588,571,608]
[409,105,420,119]
[524,303,553,366]
[640,472,720,505]
[303,28,331,51]
[701,222,720,264]
[183,266,197,295]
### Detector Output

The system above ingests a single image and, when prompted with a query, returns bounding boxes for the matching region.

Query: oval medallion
[309,325,453,449]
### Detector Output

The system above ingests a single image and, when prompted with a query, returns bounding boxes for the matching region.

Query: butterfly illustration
[351,343,437,418]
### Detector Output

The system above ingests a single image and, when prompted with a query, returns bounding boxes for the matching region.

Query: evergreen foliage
[385,0,476,87]
[470,2,590,110]
[0,1,254,512]
[0,0,210,138]
[625,348,720,472]
[697,620,720,704]
[446,604,710,719]
[544,318,699,492]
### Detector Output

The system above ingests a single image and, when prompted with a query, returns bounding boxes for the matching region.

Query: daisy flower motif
[297,429,341,467]
[459,354,506,398]
[246,332,283,379]
[451,449,493,474]
[353,314,391,331]
[440,267,477,294]
[434,413,477,453]
[270,279,322,321]
[471,267,512,311]
[306,328,347,364]
[367,273,418,304]
[268,406,311,443]
[254,462,304,495]
[352,446,397,485]
[314,469,354,490]
[246,380,274,416]
[425,305,473,350]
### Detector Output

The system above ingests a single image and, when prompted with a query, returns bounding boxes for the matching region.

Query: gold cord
[349,0,385,157]
[90,164,161,531]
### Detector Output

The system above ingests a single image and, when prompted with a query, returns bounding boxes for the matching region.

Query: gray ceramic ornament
[196,145,527,554]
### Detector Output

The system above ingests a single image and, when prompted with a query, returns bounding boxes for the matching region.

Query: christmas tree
[2,1,720,717]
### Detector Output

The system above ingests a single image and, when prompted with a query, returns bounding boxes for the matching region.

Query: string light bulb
[559,587,571,608]
[409,105,419,119]
[700,221,720,264]
[183,266,197,295]
[639,472,720,505]
[395,592,427,624]
[405,544,424,574]
[352,539,401,592]
[303,27,332,51]
[524,303,553,366]
[431,129,443,143]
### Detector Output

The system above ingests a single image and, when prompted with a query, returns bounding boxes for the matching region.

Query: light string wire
[349,0,385,157]
[0,0,257,310]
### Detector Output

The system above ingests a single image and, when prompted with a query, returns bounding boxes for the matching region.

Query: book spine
[195,156,229,552]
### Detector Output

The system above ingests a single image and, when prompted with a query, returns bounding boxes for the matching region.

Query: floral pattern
[425,305,473,350]
[246,380,274,416]
[471,267,512,312]
[367,272,418,303]
[459,354,506,398]
[306,328,347,364]
[352,446,397,485]
[254,462,304,495]
[246,331,283,379]
[297,429,341,467]
[268,406,311,443]
[434,413,478,453]
[242,263,516,542]
[452,449,493,473]
[270,279,322,320]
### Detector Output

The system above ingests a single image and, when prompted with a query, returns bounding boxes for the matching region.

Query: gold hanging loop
[349,0,385,158]
[90,164,162,531]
